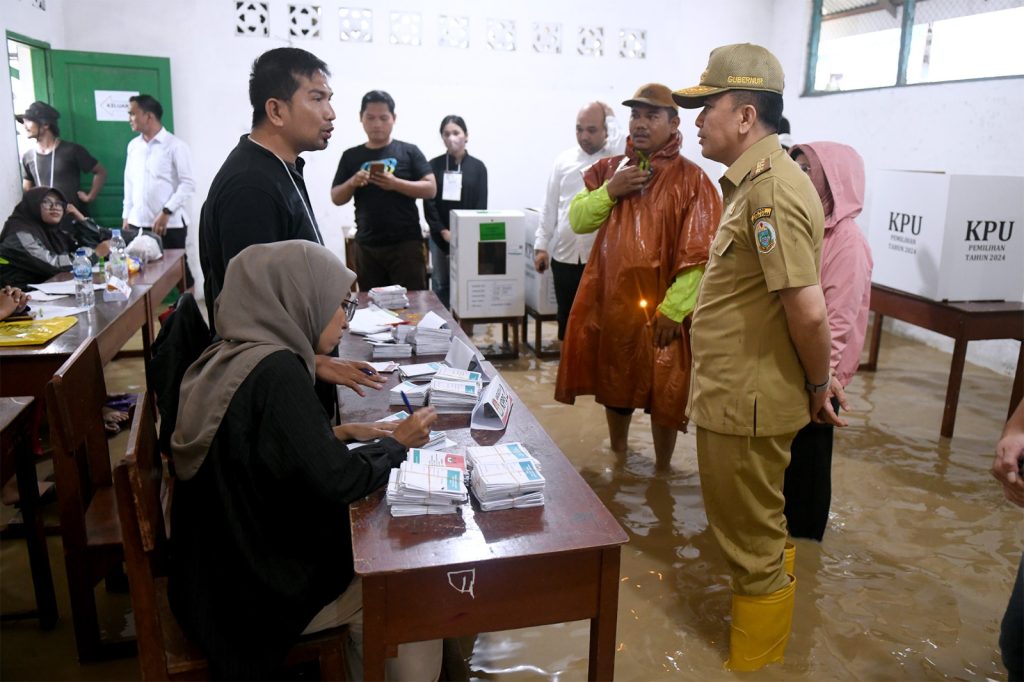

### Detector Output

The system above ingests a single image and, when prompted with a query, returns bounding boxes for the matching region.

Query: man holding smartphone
[331,90,436,290]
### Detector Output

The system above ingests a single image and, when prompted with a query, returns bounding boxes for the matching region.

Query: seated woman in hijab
[0,186,110,289]
[168,240,441,680]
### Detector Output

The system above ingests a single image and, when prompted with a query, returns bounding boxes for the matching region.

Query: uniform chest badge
[755,220,777,254]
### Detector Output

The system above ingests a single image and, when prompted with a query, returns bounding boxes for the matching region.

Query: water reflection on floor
[466,324,1021,681]
[1,325,1020,681]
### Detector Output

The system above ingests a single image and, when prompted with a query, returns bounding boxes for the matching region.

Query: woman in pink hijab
[785,141,873,541]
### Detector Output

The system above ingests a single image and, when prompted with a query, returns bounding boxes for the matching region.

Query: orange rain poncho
[554,132,722,431]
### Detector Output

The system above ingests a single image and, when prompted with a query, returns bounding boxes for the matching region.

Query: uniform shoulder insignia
[749,156,772,180]
[750,206,772,223]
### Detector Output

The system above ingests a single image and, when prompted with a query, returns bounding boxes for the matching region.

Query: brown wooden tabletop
[0,276,151,399]
[862,283,1024,437]
[342,291,628,681]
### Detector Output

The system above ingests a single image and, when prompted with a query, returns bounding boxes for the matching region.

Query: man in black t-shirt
[18,101,107,216]
[331,90,435,290]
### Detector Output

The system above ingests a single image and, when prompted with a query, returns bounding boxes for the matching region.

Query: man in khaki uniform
[674,44,841,671]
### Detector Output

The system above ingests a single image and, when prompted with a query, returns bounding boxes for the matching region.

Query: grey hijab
[171,240,356,480]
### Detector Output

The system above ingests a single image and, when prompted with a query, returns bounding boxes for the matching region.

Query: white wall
[2,0,1020,374]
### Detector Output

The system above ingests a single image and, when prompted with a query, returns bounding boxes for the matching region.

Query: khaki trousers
[303,576,443,681]
[696,427,797,596]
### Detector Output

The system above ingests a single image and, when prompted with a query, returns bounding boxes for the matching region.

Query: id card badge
[442,171,463,201]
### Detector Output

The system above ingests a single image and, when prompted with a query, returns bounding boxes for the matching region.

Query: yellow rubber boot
[784,541,795,576]
[725,576,797,672]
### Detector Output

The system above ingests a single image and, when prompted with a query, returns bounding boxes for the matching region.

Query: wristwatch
[804,377,830,394]
[161,207,173,216]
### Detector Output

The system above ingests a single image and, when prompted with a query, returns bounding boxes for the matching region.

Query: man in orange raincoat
[554,83,721,470]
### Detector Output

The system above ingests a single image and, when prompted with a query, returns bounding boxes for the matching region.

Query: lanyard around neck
[33,146,56,188]
[247,135,324,245]
[445,154,462,173]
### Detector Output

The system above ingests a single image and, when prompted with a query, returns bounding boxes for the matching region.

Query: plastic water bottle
[72,248,95,308]
[108,229,129,282]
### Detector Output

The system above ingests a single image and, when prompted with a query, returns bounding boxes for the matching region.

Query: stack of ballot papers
[386,460,468,516]
[368,339,412,359]
[428,377,481,412]
[411,310,452,354]
[389,381,429,407]
[369,285,409,309]
[467,443,546,511]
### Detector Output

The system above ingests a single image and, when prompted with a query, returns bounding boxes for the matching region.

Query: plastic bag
[0,316,78,346]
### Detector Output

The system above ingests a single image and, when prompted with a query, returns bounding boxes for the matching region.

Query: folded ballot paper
[349,304,403,335]
[411,310,452,355]
[377,411,455,449]
[369,285,409,309]
[386,461,468,517]
[389,381,429,407]
[467,442,545,511]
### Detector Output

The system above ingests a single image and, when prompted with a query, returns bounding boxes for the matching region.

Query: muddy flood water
[1,325,1020,681]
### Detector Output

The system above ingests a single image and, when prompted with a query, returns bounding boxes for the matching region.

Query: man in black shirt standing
[199,47,384,396]
[331,90,436,290]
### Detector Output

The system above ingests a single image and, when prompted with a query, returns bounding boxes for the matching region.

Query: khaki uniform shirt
[688,134,824,437]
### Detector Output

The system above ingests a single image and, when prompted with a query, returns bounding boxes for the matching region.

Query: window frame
[803,0,1024,96]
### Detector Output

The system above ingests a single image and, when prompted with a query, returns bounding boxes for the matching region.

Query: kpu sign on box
[866,170,1024,302]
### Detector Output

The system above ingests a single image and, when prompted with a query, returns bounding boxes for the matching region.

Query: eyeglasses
[342,294,358,322]
[40,199,65,210]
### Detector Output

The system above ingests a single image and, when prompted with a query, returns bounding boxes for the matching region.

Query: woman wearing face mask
[0,187,111,289]
[169,240,441,680]
[783,142,873,542]
[424,115,488,308]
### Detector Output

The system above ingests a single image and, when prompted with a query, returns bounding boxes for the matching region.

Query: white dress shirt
[122,127,195,228]
[534,116,626,264]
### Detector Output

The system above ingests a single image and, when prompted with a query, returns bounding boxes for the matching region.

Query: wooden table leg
[942,332,969,439]
[14,425,58,629]
[1009,340,1024,421]
[362,576,388,682]
[861,311,884,372]
[588,547,620,681]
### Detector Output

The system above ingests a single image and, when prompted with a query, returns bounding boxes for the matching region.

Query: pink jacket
[792,142,873,387]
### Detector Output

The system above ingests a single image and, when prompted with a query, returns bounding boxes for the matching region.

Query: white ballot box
[523,208,558,315]
[866,170,1024,302]
[450,210,526,318]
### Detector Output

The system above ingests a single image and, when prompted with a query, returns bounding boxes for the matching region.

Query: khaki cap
[672,43,784,109]
[622,83,677,110]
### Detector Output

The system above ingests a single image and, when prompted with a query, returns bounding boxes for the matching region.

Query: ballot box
[866,170,1024,302]
[450,210,526,318]
[523,208,558,316]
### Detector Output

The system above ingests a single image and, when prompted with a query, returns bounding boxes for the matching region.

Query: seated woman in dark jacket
[0,186,110,289]
[168,240,441,680]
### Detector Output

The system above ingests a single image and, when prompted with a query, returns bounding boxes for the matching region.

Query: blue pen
[400,390,414,413]
[360,367,375,376]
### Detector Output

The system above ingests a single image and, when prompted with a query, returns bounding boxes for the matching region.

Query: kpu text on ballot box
[449,210,525,358]
[866,170,1024,302]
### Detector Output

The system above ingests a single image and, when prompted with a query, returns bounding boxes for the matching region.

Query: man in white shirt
[123,94,195,281]
[533,102,626,339]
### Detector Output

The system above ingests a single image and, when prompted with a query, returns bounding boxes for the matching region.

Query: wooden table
[127,248,187,347]
[342,291,628,681]
[861,284,1024,438]
[0,278,151,401]
[450,311,521,360]
[522,304,561,359]
[0,396,58,629]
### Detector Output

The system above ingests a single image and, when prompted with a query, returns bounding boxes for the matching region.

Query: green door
[49,50,173,227]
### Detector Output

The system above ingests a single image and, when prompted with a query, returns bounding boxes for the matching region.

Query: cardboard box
[522,208,558,316]
[450,210,525,318]
[866,170,1024,302]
